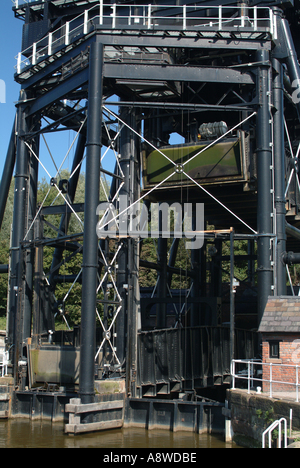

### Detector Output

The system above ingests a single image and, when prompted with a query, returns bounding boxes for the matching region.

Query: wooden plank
[66,399,124,415]
[0,394,9,401]
[65,419,123,434]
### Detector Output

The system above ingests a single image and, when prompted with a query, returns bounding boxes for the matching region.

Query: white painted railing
[231,359,300,402]
[0,350,8,377]
[262,418,288,448]
[15,3,276,74]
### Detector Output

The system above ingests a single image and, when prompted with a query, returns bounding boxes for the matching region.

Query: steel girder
[3,2,300,398]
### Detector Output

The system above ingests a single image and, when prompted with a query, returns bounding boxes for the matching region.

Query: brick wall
[262,333,300,393]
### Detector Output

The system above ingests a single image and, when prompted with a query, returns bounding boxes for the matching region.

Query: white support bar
[247,360,251,394]
[231,359,235,389]
[32,42,37,65]
[112,4,116,29]
[269,9,274,36]
[84,10,88,35]
[218,5,222,31]
[273,12,278,40]
[297,365,299,403]
[147,4,151,29]
[128,5,132,25]
[17,52,22,74]
[270,362,273,398]
[99,0,103,25]
[65,21,70,45]
[183,5,187,30]
[48,32,53,56]
[253,6,257,30]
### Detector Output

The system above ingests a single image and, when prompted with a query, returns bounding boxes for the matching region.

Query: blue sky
[0,3,122,185]
[0,1,183,188]
[0,2,91,184]
[0,2,23,177]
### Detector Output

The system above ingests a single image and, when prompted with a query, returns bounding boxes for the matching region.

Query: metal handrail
[0,350,8,377]
[231,359,300,402]
[262,418,287,448]
[15,2,276,74]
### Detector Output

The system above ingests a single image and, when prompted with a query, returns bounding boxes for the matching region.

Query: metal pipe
[256,49,273,326]
[278,15,300,119]
[23,122,40,347]
[157,236,167,329]
[8,91,30,369]
[230,228,235,363]
[282,251,300,265]
[79,40,103,406]
[116,105,139,369]
[116,116,130,369]
[0,265,8,274]
[272,57,286,295]
[286,222,300,241]
[0,116,16,230]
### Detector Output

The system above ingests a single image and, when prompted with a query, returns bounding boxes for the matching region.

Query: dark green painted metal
[143,137,245,189]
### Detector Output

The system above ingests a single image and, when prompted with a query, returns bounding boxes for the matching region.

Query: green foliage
[0,179,14,328]
[221,238,256,283]
[0,169,292,333]
[0,241,9,318]
[139,237,191,290]
[256,408,279,444]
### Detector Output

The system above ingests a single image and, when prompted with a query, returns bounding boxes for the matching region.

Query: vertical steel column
[8,90,30,372]
[278,14,300,119]
[116,106,139,372]
[191,245,200,327]
[126,236,140,397]
[157,234,167,329]
[79,41,103,405]
[230,228,235,363]
[116,114,130,369]
[256,49,273,325]
[23,127,39,348]
[33,214,43,337]
[0,117,16,229]
[127,116,140,397]
[272,57,287,295]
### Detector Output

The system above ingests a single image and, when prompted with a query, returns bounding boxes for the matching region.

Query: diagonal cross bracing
[102,105,257,234]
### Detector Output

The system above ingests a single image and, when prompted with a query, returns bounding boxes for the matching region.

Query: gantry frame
[2,0,300,404]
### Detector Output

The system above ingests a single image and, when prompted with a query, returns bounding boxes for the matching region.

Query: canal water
[0,420,242,448]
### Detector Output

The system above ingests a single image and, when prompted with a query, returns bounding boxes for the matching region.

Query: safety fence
[231,359,300,402]
[15,2,276,74]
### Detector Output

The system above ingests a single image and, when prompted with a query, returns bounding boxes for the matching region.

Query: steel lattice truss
[3,0,300,395]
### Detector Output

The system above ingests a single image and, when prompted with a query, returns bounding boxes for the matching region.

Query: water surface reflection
[0,420,241,448]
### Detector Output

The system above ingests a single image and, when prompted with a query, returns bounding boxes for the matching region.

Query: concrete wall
[227,389,300,447]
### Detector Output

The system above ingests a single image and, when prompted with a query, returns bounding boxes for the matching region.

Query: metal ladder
[262,417,288,448]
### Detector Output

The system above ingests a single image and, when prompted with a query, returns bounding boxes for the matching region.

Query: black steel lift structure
[1,0,300,431]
